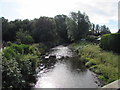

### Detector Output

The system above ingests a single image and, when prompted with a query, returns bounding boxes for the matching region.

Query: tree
[91,23,95,34]
[2,18,30,42]
[2,17,16,41]
[66,18,78,41]
[32,17,58,47]
[95,24,100,35]
[16,29,34,44]
[66,11,91,42]
[100,25,111,35]
[54,15,69,43]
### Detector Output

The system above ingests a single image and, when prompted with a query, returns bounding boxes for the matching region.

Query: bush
[100,33,120,53]
[86,35,98,43]
[33,43,47,54]
[2,44,41,88]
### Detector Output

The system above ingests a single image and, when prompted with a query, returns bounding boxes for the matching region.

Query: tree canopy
[66,11,91,41]
[2,11,111,46]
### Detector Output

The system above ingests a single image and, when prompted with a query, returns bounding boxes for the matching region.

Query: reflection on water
[45,45,73,59]
[35,45,101,88]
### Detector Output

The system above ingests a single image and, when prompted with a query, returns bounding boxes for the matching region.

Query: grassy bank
[72,42,119,85]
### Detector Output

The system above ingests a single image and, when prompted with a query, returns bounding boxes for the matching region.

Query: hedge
[100,33,120,53]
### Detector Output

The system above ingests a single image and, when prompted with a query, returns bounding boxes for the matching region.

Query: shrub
[33,43,47,54]
[100,33,120,53]
[2,44,41,88]
[86,35,98,43]
[85,58,97,67]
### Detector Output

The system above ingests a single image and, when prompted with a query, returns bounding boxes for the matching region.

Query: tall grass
[72,42,119,85]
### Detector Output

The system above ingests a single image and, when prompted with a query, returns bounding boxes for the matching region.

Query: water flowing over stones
[35,45,101,88]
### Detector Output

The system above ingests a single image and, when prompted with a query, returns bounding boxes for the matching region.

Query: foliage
[66,11,91,42]
[1,11,116,88]
[2,44,41,88]
[66,18,78,41]
[86,35,98,42]
[16,29,34,44]
[90,24,111,36]
[100,25,111,35]
[2,17,16,41]
[2,11,111,46]
[32,43,47,54]
[100,33,120,53]
[72,42,119,84]
[32,17,58,47]
[54,15,69,43]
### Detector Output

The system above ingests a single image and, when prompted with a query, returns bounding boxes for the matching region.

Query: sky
[0,0,119,33]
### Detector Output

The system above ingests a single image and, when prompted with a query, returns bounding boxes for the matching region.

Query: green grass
[72,42,120,85]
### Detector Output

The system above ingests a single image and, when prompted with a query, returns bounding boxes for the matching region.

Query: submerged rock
[49,55,56,59]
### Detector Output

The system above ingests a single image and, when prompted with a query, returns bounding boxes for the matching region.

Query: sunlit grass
[72,42,119,84]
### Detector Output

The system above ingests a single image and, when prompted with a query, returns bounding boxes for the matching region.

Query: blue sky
[0,0,119,33]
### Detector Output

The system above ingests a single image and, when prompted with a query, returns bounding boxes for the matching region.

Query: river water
[35,45,101,88]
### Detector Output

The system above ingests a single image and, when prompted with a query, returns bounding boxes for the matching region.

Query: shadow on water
[35,45,101,88]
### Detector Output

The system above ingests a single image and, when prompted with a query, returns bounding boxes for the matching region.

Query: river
[34,45,101,88]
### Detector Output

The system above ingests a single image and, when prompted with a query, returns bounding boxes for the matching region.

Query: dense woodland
[2,11,111,47]
[2,11,120,88]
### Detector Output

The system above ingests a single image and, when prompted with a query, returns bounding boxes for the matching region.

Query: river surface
[35,45,101,88]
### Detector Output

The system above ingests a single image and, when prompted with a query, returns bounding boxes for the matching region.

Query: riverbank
[71,42,120,86]
[35,45,101,88]
[2,43,47,88]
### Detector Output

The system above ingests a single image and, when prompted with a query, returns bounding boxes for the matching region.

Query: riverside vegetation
[2,43,47,88]
[1,10,120,88]
[72,41,120,85]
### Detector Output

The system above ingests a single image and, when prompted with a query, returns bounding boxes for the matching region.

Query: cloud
[0,0,23,19]
[0,0,119,33]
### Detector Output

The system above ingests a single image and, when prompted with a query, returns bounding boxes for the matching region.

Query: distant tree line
[89,23,111,36]
[1,11,111,47]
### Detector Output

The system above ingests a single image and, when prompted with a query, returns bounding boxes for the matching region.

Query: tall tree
[95,24,100,35]
[2,17,16,41]
[66,18,78,41]
[32,17,58,46]
[66,11,91,42]
[92,23,95,34]
[2,17,9,41]
[54,15,69,43]
[100,25,111,35]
